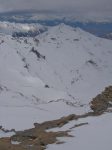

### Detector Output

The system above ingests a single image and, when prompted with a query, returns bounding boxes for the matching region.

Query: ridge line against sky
[0,0,112,18]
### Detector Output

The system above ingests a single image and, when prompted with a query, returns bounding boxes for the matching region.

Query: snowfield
[47,113,112,150]
[0,23,112,149]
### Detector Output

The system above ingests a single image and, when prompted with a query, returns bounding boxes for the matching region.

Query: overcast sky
[0,0,112,17]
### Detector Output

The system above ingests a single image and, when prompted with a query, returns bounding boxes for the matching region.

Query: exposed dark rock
[0,40,4,44]
[51,38,56,41]
[90,86,112,113]
[44,85,49,88]
[30,47,45,60]
[73,39,79,41]
[70,122,89,129]
[24,39,28,44]
[86,59,97,66]
[33,38,40,46]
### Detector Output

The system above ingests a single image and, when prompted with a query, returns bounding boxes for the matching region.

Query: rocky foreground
[0,86,112,150]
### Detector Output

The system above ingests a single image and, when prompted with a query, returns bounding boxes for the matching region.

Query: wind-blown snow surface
[0,23,112,134]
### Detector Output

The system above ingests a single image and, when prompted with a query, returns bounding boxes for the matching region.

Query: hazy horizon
[0,0,112,18]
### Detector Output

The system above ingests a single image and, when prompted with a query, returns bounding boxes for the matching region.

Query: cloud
[0,0,112,17]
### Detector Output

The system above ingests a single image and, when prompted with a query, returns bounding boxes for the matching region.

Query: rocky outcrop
[0,86,112,150]
[90,86,112,113]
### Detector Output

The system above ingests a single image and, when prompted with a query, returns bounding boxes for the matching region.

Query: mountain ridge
[0,23,112,130]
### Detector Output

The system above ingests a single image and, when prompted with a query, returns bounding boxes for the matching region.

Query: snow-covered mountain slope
[34,24,112,103]
[0,24,112,131]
